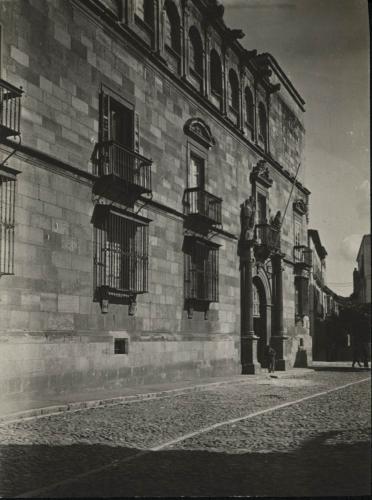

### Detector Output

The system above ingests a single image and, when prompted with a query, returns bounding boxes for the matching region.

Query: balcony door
[257,193,267,224]
[188,153,205,189]
[110,100,134,149]
[100,90,135,180]
[188,153,205,216]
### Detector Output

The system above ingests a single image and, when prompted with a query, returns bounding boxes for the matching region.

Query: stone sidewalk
[0,362,369,423]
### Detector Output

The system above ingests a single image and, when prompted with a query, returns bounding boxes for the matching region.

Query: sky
[223,0,370,296]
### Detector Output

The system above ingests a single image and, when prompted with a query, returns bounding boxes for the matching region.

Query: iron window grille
[93,205,150,297]
[114,338,129,354]
[0,79,23,140]
[184,236,219,303]
[0,166,18,276]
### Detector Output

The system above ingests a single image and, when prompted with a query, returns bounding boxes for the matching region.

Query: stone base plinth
[242,362,261,375]
[241,334,260,375]
[271,335,288,371]
[274,358,287,371]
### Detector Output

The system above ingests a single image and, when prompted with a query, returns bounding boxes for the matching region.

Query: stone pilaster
[221,47,227,116]
[203,25,211,98]
[181,0,189,78]
[239,240,260,374]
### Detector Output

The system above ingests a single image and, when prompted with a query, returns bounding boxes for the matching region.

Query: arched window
[245,87,254,128]
[189,26,203,78]
[136,0,154,28]
[258,102,267,148]
[228,69,239,112]
[210,49,222,96]
[164,0,181,54]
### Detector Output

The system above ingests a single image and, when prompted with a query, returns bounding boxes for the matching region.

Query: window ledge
[134,14,154,35]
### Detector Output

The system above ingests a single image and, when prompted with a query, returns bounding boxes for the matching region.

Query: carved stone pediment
[293,198,308,216]
[250,159,273,188]
[184,118,216,149]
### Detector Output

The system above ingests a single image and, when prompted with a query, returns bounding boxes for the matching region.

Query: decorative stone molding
[250,159,273,188]
[293,198,308,216]
[203,0,224,23]
[223,28,245,48]
[183,117,216,149]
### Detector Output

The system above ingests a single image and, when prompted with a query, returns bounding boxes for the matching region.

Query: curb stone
[0,369,314,424]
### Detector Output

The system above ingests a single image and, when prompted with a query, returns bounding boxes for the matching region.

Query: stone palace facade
[0,0,312,398]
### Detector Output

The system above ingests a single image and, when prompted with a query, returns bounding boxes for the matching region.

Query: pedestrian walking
[352,343,362,368]
[266,345,276,373]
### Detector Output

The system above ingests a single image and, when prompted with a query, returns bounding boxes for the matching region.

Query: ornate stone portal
[239,188,288,373]
[238,197,260,374]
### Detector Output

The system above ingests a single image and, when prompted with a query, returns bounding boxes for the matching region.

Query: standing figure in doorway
[266,345,276,373]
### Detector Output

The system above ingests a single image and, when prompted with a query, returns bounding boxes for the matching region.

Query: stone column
[221,48,227,115]
[203,25,211,98]
[266,94,271,154]
[253,81,258,143]
[239,240,260,374]
[238,85,243,131]
[181,0,189,79]
[271,252,288,370]
[149,0,158,52]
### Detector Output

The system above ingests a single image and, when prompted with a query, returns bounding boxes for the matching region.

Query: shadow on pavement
[0,431,370,498]
[311,367,371,372]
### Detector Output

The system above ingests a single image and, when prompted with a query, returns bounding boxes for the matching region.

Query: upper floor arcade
[84,0,306,180]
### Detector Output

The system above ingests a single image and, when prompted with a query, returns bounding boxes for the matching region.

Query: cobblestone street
[0,370,370,497]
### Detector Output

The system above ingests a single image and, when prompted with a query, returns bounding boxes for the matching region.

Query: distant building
[353,234,371,304]
[308,229,328,360]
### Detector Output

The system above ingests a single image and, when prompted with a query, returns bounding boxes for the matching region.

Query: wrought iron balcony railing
[184,188,222,226]
[293,245,312,267]
[94,140,152,196]
[255,223,280,252]
[0,79,23,140]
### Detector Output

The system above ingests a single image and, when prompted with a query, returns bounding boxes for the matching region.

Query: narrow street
[0,369,370,498]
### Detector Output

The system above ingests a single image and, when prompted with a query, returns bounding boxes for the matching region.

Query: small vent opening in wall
[114,338,128,354]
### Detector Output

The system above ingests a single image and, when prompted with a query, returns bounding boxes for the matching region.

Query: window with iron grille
[0,166,18,276]
[93,205,149,296]
[184,236,219,303]
[114,338,129,354]
[295,276,309,319]
[253,282,260,317]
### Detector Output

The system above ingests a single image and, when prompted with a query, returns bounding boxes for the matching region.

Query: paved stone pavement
[0,370,370,497]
